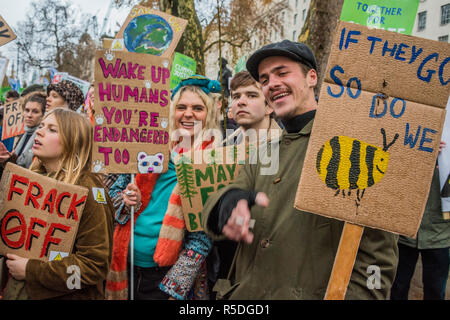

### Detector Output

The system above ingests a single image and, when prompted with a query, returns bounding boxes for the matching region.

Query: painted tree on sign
[176,155,197,207]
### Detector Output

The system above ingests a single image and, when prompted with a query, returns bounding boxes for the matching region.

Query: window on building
[417,11,426,31]
[438,35,449,42]
[294,13,298,25]
[293,31,297,41]
[441,4,450,25]
[303,9,307,20]
[296,0,299,8]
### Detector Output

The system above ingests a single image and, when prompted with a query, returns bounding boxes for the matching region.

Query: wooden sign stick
[324,222,364,300]
[130,174,135,300]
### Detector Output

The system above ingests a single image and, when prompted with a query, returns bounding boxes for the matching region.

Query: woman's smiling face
[174,90,208,138]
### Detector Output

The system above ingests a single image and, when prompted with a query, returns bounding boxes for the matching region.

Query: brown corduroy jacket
[3,172,114,300]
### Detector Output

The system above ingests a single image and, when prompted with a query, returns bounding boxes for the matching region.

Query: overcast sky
[0,0,130,62]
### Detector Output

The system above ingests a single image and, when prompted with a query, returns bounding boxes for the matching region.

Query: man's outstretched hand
[222,192,269,244]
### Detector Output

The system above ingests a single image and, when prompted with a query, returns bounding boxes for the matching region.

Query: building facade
[205,0,311,82]
[412,0,450,42]
[205,0,448,80]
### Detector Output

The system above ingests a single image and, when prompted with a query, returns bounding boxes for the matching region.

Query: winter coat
[399,168,450,249]
[3,172,114,300]
[202,118,399,300]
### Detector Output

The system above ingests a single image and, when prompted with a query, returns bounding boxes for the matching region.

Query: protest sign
[174,145,246,231]
[235,56,247,73]
[0,163,88,261]
[295,21,449,238]
[92,49,171,174]
[169,52,196,90]
[1,99,24,140]
[115,6,187,59]
[51,72,68,84]
[438,98,450,219]
[0,15,16,47]
[340,0,420,34]
[52,72,90,98]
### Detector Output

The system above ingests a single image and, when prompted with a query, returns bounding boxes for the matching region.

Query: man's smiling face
[258,56,317,120]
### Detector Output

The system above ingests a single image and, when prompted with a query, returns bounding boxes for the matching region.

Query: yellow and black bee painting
[316,128,399,207]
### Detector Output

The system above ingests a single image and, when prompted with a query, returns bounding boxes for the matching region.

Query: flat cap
[246,40,317,81]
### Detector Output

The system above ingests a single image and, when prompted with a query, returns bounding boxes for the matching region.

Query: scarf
[105,138,215,300]
[14,125,37,155]
[105,173,159,300]
[153,138,216,266]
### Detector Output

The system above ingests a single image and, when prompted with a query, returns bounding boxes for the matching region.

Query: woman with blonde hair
[3,108,114,300]
[106,75,222,300]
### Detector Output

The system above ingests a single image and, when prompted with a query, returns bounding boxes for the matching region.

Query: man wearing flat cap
[201,40,398,299]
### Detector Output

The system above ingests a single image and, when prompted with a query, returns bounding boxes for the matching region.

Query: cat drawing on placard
[137,152,164,174]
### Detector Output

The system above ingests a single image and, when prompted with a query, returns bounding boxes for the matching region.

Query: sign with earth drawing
[115,6,188,59]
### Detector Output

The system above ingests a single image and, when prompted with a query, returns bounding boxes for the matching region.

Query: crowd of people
[0,39,448,300]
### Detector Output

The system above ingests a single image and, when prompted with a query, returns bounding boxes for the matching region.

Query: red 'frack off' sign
[0,163,88,261]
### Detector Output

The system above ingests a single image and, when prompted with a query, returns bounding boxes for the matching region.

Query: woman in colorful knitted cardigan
[105,76,222,300]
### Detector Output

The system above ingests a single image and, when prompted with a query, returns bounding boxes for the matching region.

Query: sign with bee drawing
[92,50,171,174]
[295,21,449,238]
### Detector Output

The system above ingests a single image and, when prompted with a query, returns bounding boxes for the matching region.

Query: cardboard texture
[174,145,246,231]
[325,21,449,108]
[1,99,24,140]
[0,15,16,47]
[92,49,171,174]
[0,163,88,261]
[115,6,187,59]
[295,21,449,238]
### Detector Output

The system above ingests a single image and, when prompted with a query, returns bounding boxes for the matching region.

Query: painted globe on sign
[123,14,173,56]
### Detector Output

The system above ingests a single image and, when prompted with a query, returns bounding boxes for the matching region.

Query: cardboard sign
[0,163,88,261]
[115,6,187,59]
[92,49,171,174]
[438,98,450,212]
[295,21,449,238]
[1,99,24,140]
[0,15,17,47]
[340,0,419,34]
[169,52,197,90]
[174,145,247,231]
